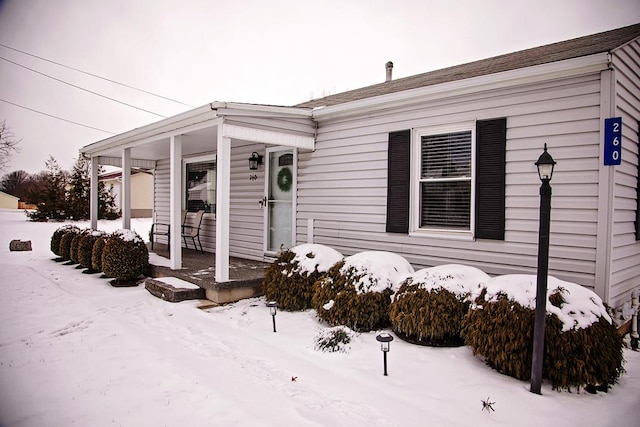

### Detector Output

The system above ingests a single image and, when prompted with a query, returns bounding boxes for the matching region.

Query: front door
[265,148,295,254]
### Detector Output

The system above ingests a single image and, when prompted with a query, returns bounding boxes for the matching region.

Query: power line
[0,55,166,118]
[0,43,193,108]
[0,98,116,134]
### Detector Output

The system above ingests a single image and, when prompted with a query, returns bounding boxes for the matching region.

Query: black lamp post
[266,301,278,332]
[530,143,556,395]
[376,333,394,376]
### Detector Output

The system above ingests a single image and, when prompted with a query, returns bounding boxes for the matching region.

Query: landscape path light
[376,332,394,376]
[530,143,556,395]
[266,301,278,333]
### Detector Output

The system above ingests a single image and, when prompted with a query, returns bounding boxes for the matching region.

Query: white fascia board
[222,124,315,150]
[96,156,157,169]
[312,53,610,120]
[80,104,219,155]
[214,102,313,117]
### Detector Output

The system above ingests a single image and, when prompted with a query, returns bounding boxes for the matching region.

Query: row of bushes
[51,225,149,282]
[262,244,624,392]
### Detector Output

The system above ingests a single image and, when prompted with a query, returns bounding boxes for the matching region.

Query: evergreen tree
[97,165,120,220]
[27,156,67,221]
[67,156,90,220]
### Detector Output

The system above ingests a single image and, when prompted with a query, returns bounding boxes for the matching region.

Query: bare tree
[0,120,21,171]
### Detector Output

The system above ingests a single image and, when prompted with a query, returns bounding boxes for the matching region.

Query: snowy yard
[0,209,639,426]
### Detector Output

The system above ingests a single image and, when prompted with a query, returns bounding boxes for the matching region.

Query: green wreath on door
[277,167,293,192]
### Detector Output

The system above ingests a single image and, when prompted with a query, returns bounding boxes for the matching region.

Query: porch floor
[147,243,272,304]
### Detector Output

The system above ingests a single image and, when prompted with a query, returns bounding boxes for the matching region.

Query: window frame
[410,121,476,239]
[183,154,217,215]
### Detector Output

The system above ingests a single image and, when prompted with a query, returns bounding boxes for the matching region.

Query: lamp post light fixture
[376,333,394,376]
[266,301,278,333]
[530,143,556,395]
[248,152,263,170]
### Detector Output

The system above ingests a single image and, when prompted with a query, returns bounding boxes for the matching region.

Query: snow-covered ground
[0,209,639,426]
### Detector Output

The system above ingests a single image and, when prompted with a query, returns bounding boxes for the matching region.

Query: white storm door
[265,148,295,254]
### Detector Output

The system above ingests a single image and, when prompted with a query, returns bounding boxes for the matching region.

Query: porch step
[144,278,205,303]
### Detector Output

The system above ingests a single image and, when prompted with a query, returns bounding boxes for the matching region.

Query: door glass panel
[267,150,293,252]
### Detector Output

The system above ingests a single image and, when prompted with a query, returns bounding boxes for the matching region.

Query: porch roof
[79,102,314,163]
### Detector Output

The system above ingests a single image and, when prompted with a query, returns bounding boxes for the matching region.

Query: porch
[147,244,272,304]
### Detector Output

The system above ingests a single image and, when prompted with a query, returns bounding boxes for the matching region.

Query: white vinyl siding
[610,40,640,306]
[297,73,602,288]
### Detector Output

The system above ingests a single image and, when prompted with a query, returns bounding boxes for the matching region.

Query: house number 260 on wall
[604,117,622,166]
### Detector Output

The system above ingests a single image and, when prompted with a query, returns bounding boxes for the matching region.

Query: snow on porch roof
[296,23,640,109]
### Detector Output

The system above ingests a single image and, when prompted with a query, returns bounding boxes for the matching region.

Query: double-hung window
[185,158,216,213]
[413,123,474,234]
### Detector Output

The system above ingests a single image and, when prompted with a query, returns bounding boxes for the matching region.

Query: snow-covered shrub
[78,230,104,269]
[50,225,79,256]
[461,275,624,391]
[91,234,109,273]
[70,229,90,263]
[311,251,414,332]
[263,244,343,311]
[59,227,82,261]
[389,265,489,346]
[101,229,149,281]
[314,326,355,353]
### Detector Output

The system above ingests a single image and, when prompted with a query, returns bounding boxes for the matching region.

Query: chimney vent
[385,61,393,82]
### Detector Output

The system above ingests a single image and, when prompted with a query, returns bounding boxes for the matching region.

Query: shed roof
[296,23,640,108]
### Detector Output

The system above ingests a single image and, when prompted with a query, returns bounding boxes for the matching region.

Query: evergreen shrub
[70,229,89,263]
[263,244,343,311]
[78,230,104,269]
[314,326,355,353]
[311,251,414,332]
[101,229,149,281]
[50,225,79,256]
[389,265,489,346]
[59,227,82,261]
[91,234,109,272]
[461,275,625,391]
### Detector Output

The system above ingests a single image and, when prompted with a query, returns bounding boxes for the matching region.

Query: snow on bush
[50,224,80,257]
[77,230,105,270]
[101,229,149,282]
[314,326,355,353]
[59,227,82,261]
[461,275,624,391]
[263,244,343,311]
[389,264,490,346]
[312,251,414,332]
[91,234,109,273]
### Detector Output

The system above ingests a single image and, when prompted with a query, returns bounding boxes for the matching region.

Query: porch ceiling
[95,126,219,161]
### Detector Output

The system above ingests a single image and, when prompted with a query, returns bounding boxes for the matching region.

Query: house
[0,190,19,209]
[99,168,153,218]
[79,23,640,311]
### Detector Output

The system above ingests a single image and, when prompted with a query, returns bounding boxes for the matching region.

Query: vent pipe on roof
[385,61,393,82]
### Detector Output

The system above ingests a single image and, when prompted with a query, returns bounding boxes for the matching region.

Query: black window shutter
[636,121,640,240]
[386,130,411,233]
[475,118,506,240]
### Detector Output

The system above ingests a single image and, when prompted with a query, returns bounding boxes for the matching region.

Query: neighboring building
[79,24,640,311]
[0,191,19,209]
[99,169,153,218]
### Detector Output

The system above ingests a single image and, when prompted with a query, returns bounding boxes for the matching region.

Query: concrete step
[144,278,205,303]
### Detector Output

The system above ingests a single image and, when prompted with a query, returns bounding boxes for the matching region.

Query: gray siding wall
[297,73,603,290]
[153,141,266,261]
[611,40,640,306]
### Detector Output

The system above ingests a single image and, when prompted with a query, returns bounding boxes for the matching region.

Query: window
[186,160,216,213]
[419,130,472,230]
[386,118,506,239]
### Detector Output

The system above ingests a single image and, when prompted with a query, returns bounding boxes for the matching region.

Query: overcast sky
[1,0,639,174]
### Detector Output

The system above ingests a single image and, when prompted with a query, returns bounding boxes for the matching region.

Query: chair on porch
[182,209,205,253]
[150,210,186,251]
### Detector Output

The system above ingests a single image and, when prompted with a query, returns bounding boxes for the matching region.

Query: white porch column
[215,128,231,282]
[90,156,99,230]
[169,135,182,270]
[121,148,131,229]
